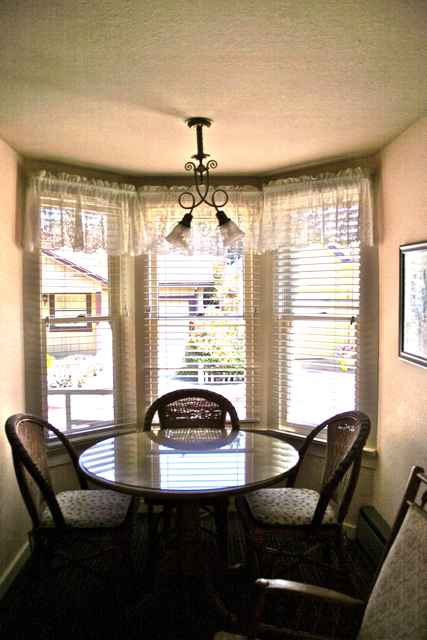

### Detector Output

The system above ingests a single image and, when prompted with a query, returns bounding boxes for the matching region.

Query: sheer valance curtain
[23,168,373,255]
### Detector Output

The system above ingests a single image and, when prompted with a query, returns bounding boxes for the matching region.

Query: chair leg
[246,587,268,640]
[162,505,174,538]
[245,538,266,578]
[321,540,335,566]
[146,502,156,544]
[334,533,358,597]
[214,502,229,562]
[31,533,53,577]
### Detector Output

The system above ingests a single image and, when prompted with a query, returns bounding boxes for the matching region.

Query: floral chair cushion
[245,488,338,526]
[41,490,133,528]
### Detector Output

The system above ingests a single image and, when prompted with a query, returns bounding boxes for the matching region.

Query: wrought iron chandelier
[165,117,245,250]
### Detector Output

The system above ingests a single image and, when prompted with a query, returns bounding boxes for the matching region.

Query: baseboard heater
[355,506,391,569]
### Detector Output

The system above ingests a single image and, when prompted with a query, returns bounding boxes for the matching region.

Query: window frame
[266,241,378,447]
[23,249,137,446]
[48,292,95,332]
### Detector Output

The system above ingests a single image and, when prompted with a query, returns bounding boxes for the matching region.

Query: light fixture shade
[165,213,193,250]
[216,211,245,246]
[165,223,191,250]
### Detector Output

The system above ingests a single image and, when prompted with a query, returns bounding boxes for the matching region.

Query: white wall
[375,114,427,525]
[0,139,30,587]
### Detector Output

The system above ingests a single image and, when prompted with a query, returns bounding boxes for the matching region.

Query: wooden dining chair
[235,411,371,585]
[5,413,140,579]
[143,388,240,558]
[214,465,427,640]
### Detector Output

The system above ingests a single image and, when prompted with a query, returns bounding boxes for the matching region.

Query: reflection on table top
[79,429,299,499]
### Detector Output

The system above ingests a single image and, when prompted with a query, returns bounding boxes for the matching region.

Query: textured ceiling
[0,0,426,177]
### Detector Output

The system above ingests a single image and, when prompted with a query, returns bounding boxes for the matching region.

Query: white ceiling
[0,0,426,177]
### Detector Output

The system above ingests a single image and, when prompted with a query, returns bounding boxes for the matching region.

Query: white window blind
[139,252,260,422]
[270,242,362,436]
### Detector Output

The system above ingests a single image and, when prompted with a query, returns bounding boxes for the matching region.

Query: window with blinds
[270,242,362,435]
[25,247,136,439]
[139,252,260,422]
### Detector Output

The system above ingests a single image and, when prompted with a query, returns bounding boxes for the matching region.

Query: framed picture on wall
[399,241,427,368]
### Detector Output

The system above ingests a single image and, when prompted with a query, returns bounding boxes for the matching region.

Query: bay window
[23,168,376,445]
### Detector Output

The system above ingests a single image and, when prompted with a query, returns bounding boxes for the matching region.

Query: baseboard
[0,541,31,601]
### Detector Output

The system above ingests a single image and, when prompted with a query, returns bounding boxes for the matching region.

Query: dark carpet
[0,512,375,640]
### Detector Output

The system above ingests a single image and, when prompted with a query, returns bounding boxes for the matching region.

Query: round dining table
[79,428,299,639]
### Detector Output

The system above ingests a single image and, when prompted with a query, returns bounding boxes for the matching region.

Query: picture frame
[399,241,427,368]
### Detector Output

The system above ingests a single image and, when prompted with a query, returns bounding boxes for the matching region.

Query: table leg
[175,499,203,574]
[129,499,237,639]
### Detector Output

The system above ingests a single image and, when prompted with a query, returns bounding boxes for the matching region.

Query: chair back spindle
[320,415,364,522]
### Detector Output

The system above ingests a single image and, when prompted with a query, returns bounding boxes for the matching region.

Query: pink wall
[0,139,29,583]
[375,115,427,524]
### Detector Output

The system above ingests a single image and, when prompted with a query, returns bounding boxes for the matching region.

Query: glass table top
[79,429,299,499]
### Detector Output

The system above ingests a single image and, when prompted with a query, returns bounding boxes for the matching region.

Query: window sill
[47,423,377,470]
[47,424,137,467]
[243,426,377,470]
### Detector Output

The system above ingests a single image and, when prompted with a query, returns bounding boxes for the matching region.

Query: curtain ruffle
[261,168,373,251]
[136,184,263,256]
[24,168,373,256]
[24,171,139,255]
